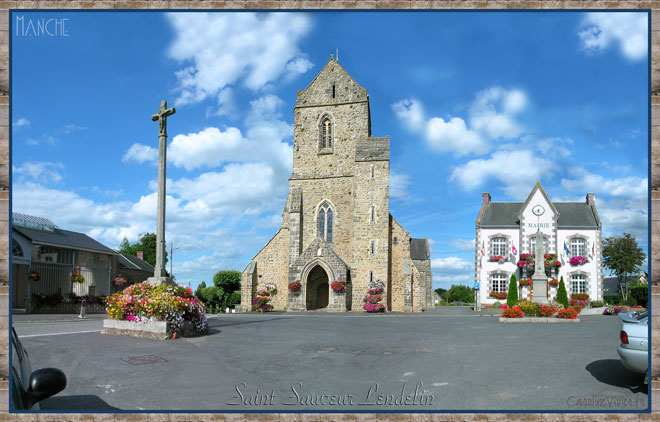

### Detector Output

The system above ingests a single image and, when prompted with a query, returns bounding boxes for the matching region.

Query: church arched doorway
[306,265,329,310]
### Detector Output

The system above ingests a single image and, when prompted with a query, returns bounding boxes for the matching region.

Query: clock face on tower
[532,205,545,216]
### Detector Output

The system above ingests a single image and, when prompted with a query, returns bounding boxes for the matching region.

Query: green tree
[447,284,474,303]
[507,274,518,307]
[602,233,646,304]
[434,287,447,297]
[556,276,569,308]
[194,281,207,301]
[119,233,168,269]
[213,270,241,292]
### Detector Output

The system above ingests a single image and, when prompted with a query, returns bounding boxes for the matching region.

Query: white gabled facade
[475,182,603,305]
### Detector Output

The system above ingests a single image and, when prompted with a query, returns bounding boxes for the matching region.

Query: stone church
[241,56,433,312]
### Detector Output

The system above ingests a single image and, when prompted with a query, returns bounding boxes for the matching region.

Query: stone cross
[531,229,548,303]
[149,100,175,283]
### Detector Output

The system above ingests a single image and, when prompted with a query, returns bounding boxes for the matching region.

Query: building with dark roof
[11,213,153,311]
[475,182,603,306]
[241,57,432,313]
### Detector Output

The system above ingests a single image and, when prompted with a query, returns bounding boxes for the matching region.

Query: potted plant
[28,270,39,281]
[70,274,85,283]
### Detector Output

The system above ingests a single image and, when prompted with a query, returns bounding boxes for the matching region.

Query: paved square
[14,308,648,412]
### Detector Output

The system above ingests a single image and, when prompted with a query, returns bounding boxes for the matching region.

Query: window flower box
[569,256,589,266]
[489,292,507,300]
[489,255,508,263]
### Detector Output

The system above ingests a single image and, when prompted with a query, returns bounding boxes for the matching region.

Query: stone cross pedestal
[147,100,176,286]
[531,230,548,303]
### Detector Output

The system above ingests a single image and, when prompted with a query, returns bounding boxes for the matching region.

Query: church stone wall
[389,216,412,312]
[241,228,290,311]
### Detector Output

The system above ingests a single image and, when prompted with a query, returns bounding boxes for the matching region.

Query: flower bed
[489,292,507,300]
[331,280,346,293]
[106,282,208,335]
[501,306,523,318]
[557,308,578,319]
[288,280,301,292]
[537,304,557,317]
[603,305,629,315]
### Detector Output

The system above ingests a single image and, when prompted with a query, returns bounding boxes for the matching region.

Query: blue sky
[11,11,649,291]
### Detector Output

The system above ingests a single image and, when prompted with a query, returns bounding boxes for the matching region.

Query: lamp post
[170,243,180,279]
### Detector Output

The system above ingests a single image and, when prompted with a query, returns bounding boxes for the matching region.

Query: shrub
[590,301,604,308]
[106,282,208,334]
[518,300,539,316]
[556,277,569,309]
[629,286,647,307]
[507,274,519,307]
[502,306,523,318]
[225,291,241,309]
[557,308,578,319]
[492,301,501,307]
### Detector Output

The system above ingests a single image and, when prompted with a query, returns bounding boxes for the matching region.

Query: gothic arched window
[319,115,333,150]
[318,201,334,242]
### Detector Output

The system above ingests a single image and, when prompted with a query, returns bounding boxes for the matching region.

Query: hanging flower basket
[265,283,277,293]
[569,256,589,266]
[288,280,301,292]
[548,279,559,287]
[113,275,128,286]
[519,278,532,286]
[331,280,346,293]
[28,271,40,281]
[71,274,85,283]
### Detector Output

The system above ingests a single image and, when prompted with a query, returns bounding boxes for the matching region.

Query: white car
[617,310,648,383]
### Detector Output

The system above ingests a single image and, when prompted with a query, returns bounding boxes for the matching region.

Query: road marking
[433,382,449,386]
[20,329,101,338]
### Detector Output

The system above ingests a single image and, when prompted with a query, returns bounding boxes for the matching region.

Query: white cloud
[449,238,475,251]
[536,137,573,158]
[392,86,528,156]
[166,12,312,106]
[598,199,648,241]
[578,12,648,61]
[469,86,527,140]
[560,168,647,198]
[122,143,158,165]
[450,150,555,197]
[431,257,472,272]
[391,98,425,131]
[13,118,29,129]
[13,162,64,184]
[389,170,411,200]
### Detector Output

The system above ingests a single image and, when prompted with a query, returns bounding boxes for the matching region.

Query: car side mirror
[23,368,67,409]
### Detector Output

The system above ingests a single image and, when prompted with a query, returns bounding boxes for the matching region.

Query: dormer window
[318,115,334,151]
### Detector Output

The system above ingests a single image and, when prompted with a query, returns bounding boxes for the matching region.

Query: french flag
[512,245,517,256]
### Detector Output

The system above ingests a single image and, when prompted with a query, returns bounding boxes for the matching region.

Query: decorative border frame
[1,1,656,421]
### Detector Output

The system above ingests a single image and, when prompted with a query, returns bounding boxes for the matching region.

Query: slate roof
[479,202,599,228]
[355,137,389,162]
[410,238,429,260]
[603,277,620,297]
[13,226,117,255]
[118,252,154,272]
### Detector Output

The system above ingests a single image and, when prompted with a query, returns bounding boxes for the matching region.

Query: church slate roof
[355,137,389,162]
[13,226,117,255]
[410,238,430,260]
[479,202,599,228]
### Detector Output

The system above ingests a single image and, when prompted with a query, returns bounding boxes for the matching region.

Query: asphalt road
[12,308,648,412]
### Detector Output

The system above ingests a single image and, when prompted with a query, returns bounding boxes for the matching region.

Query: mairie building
[241,57,433,312]
[475,182,604,305]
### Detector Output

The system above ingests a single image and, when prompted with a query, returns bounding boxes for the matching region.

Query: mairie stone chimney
[482,192,491,205]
